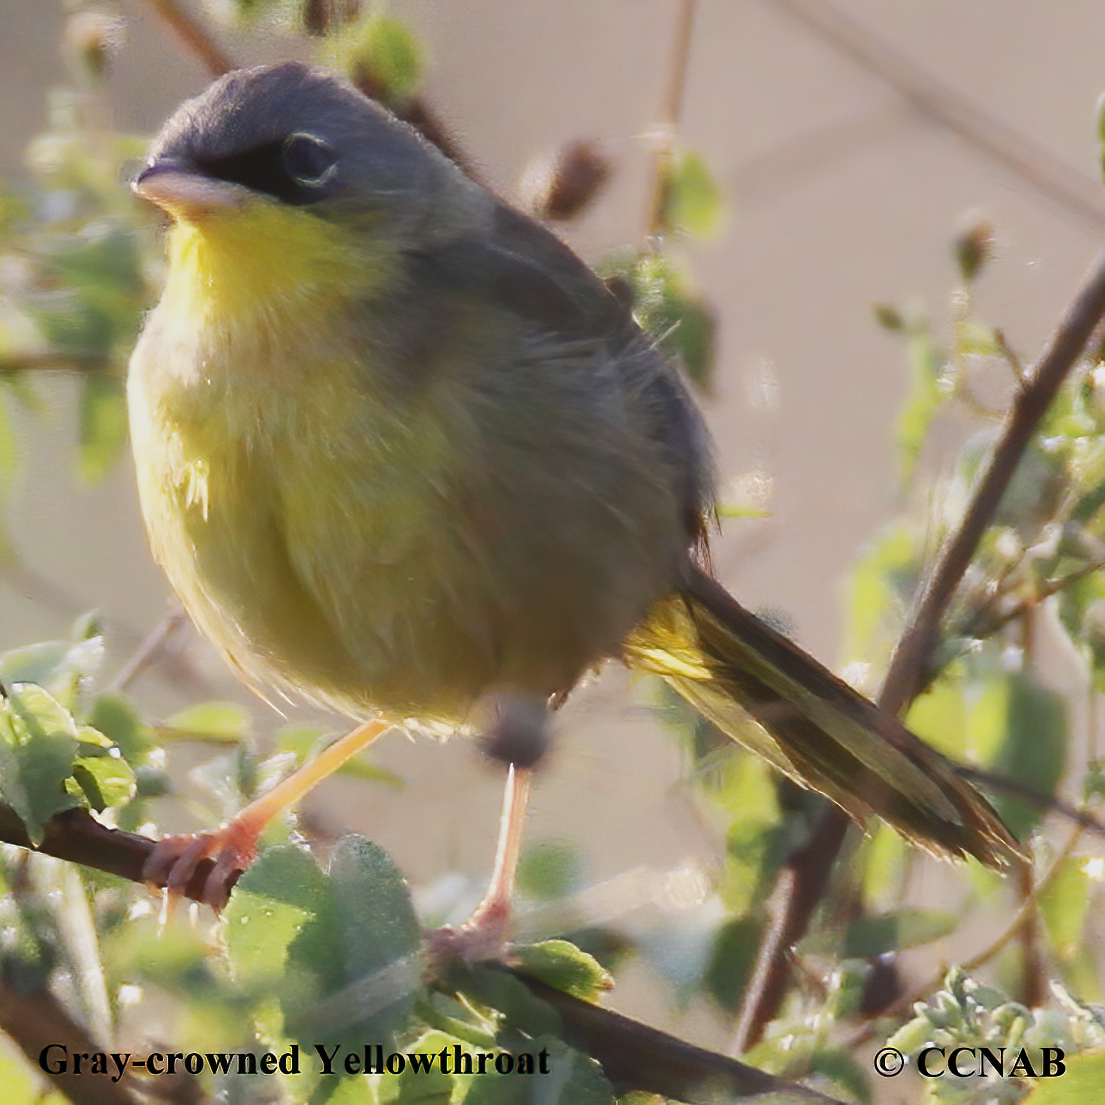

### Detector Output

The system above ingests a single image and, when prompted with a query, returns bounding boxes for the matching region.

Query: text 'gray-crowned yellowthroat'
[128,61,1018,939]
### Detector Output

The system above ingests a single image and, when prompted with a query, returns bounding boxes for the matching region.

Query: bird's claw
[423,895,513,968]
[142,823,260,913]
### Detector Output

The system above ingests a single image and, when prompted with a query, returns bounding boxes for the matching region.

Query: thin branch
[0,972,149,1105]
[147,0,235,77]
[957,556,1105,644]
[505,970,845,1104]
[0,352,112,373]
[767,0,1105,228]
[731,809,850,1053]
[646,0,700,236]
[882,247,1105,711]
[731,103,910,207]
[0,806,842,1104]
[843,825,1084,1054]
[0,806,225,899]
[661,0,698,136]
[734,244,1105,1050]
[957,765,1105,839]
[1016,858,1045,1007]
[106,603,189,694]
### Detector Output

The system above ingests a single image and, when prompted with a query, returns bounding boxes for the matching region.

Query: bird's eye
[282,133,338,187]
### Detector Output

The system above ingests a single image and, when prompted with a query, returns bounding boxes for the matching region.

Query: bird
[127,61,1018,946]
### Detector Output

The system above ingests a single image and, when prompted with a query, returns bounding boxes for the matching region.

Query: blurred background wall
[3,0,1105,1048]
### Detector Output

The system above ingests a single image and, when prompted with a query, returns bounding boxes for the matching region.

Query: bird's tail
[623,566,1021,869]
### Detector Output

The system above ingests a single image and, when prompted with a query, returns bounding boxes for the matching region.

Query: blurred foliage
[887,969,1105,1104]
[660,149,726,241]
[1,6,1104,1105]
[325,13,425,104]
[601,251,717,392]
[653,218,1105,1102]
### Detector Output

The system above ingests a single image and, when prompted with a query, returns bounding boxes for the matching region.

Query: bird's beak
[133,161,249,219]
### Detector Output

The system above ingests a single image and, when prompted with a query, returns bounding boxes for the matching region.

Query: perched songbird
[128,62,1018,938]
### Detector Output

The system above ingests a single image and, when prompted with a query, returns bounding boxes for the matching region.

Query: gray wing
[385,201,715,547]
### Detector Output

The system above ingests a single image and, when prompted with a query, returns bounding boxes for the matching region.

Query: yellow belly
[128,212,686,723]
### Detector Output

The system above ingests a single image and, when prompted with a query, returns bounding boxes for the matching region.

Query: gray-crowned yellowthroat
[128,62,1017,928]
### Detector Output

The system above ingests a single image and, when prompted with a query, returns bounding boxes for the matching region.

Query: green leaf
[859,823,909,909]
[70,751,135,811]
[75,723,112,751]
[607,253,716,390]
[716,502,772,519]
[1098,89,1105,179]
[0,388,18,563]
[446,965,562,1042]
[955,319,1001,356]
[996,441,1066,539]
[9,682,81,747]
[163,700,250,742]
[807,1048,871,1105]
[1039,855,1091,958]
[87,692,153,763]
[872,302,904,330]
[885,1014,936,1055]
[964,675,1014,767]
[897,323,944,481]
[905,678,966,760]
[661,292,716,390]
[800,908,958,958]
[30,218,143,358]
[990,672,1068,838]
[225,844,333,988]
[954,221,994,284]
[0,1039,71,1105]
[460,1037,612,1105]
[1058,572,1105,693]
[103,919,245,1040]
[78,371,127,482]
[705,917,760,1014]
[100,693,162,826]
[717,757,786,916]
[663,150,725,239]
[516,840,582,900]
[228,838,420,1047]
[843,522,916,669]
[329,836,421,981]
[325,1079,376,1105]
[1022,1049,1105,1103]
[379,1030,456,1104]
[0,685,82,843]
[231,0,282,19]
[513,940,612,1002]
[334,15,425,103]
[0,633,104,708]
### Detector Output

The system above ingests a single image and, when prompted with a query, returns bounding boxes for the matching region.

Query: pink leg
[144,715,391,909]
[426,764,533,963]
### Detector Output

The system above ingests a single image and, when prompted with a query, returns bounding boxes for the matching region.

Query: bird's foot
[143,820,261,913]
[424,895,513,967]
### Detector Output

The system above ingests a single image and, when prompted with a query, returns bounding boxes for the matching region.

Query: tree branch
[734,243,1105,1050]
[0,971,150,1105]
[767,0,1105,227]
[646,0,700,236]
[0,806,844,1102]
[882,248,1105,709]
[0,806,227,903]
[147,0,235,78]
[505,969,845,1104]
